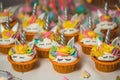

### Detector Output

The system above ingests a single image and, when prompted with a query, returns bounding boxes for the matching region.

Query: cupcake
[34,17,60,58]
[95,3,119,40]
[78,16,103,55]
[22,3,46,41]
[91,41,120,72]
[49,37,80,73]
[57,8,81,42]
[0,18,20,54]
[8,32,38,72]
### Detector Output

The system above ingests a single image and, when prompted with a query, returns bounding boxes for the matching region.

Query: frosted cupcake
[78,17,103,55]
[57,8,80,42]
[34,17,60,58]
[95,3,119,39]
[49,37,80,73]
[8,32,38,72]
[91,42,120,72]
[22,3,46,41]
[0,18,20,54]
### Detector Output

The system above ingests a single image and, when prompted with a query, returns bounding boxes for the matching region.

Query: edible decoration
[88,16,92,29]
[0,70,22,80]
[91,43,120,61]
[8,31,35,62]
[64,8,68,21]
[32,3,37,15]
[63,77,69,80]
[6,17,10,30]
[60,32,66,46]
[81,70,91,78]
[0,22,19,45]
[79,29,103,45]
[44,15,49,31]
[112,37,120,47]
[34,24,60,49]
[105,29,110,44]
[49,37,79,63]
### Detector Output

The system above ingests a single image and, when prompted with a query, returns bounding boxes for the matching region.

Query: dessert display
[85,0,120,9]
[22,3,46,41]
[34,16,60,58]
[57,8,81,42]
[95,3,119,40]
[49,35,80,73]
[78,16,103,55]
[0,17,20,54]
[91,39,120,72]
[8,32,38,72]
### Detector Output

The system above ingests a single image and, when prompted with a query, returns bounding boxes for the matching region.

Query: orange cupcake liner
[92,57,120,72]
[78,41,92,55]
[36,47,50,58]
[101,26,119,40]
[58,30,79,43]
[49,57,80,73]
[0,44,14,54]
[26,32,36,42]
[8,54,38,72]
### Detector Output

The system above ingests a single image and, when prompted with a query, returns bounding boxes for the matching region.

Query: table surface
[0,43,120,80]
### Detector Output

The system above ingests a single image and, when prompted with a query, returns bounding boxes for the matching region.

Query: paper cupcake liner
[26,32,36,42]
[101,27,119,40]
[0,44,14,54]
[58,30,79,43]
[36,47,50,58]
[92,57,120,72]
[78,41,92,55]
[8,55,38,72]
[49,58,80,73]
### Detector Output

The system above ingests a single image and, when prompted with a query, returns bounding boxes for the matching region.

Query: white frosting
[95,21,117,31]
[0,16,7,23]
[97,52,118,61]
[54,55,77,63]
[36,38,53,49]
[23,23,43,33]
[0,38,15,45]
[80,38,98,45]
[60,28,79,35]
[11,53,35,62]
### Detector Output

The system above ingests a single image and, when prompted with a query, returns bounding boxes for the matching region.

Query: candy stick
[64,8,68,20]
[88,16,92,30]
[0,1,3,12]
[44,15,49,31]
[60,32,66,45]
[105,28,110,44]
[104,2,108,15]
[32,2,37,15]
[20,32,26,44]
[6,17,10,30]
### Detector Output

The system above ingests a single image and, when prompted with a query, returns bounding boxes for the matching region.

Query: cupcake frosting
[49,38,79,63]
[91,43,120,61]
[79,29,103,45]
[8,41,36,62]
[58,14,80,35]
[22,13,46,33]
[0,23,19,45]
[35,30,60,49]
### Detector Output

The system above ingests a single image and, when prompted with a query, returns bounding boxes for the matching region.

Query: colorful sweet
[8,32,38,72]
[111,37,120,47]
[34,18,60,58]
[81,70,91,78]
[0,70,21,80]
[0,17,20,54]
[78,16,103,55]
[95,3,119,39]
[91,42,120,72]
[49,37,80,73]
[57,8,81,42]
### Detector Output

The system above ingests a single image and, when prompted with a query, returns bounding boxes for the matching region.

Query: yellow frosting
[62,20,79,29]
[1,30,15,39]
[91,43,114,57]
[22,16,45,28]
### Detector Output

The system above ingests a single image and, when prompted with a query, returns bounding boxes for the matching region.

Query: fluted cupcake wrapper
[92,57,120,72]
[8,54,38,72]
